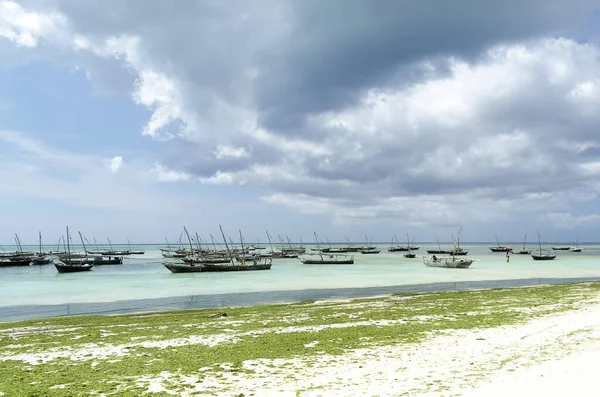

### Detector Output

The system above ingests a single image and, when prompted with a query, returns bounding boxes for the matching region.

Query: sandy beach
[1,282,600,396]
[197,295,600,396]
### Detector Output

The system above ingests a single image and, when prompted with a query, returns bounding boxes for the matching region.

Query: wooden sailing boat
[200,227,272,271]
[490,235,511,252]
[30,231,51,265]
[78,232,123,265]
[516,233,531,254]
[404,233,416,258]
[422,228,474,268]
[127,238,145,255]
[300,232,354,264]
[531,230,556,260]
[569,237,582,252]
[361,234,380,254]
[163,226,204,273]
[54,226,93,272]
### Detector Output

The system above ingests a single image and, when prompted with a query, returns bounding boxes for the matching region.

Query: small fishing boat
[182,256,231,264]
[569,237,582,252]
[300,254,354,264]
[54,260,93,273]
[30,232,51,265]
[201,259,272,272]
[404,233,417,258]
[90,256,123,265]
[489,235,512,252]
[516,233,531,254]
[55,227,94,273]
[127,239,145,255]
[423,255,473,268]
[361,248,380,254]
[301,232,355,264]
[423,228,473,268]
[360,234,380,254]
[532,231,557,261]
[388,235,420,252]
[163,262,204,273]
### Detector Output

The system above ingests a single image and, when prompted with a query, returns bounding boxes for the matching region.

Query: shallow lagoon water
[1,243,599,321]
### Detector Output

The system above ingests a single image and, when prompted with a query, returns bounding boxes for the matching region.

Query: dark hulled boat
[531,251,557,260]
[163,262,204,273]
[55,227,94,273]
[532,230,556,261]
[54,261,93,273]
[490,235,512,252]
[200,261,272,272]
[516,233,531,254]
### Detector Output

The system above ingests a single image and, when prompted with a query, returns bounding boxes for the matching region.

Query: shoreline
[2,275,600,322]
[1,281,600,395]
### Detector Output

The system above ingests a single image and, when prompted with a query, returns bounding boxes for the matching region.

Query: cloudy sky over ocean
[1,0,600,244]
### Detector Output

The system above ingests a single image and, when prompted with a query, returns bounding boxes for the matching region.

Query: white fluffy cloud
[150,162,190,182]
[0,0,65,47]
[107,156,123,173]
[2,0,600,238]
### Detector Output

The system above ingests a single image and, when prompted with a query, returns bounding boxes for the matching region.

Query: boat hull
[200,263,272,272]
[91,257,123,265]
[163,263,204,273]
[531,255,556,260]
[300,259,354,264]
[423,256,473,269]
[0,258,34,267]
[490,247,512,252]
[426,250,469,256]
[54,263,93,273]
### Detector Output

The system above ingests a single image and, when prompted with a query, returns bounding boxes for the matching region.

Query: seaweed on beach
[1,281,599,396]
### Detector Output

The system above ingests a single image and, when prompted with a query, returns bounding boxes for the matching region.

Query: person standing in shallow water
[506,250,510,262]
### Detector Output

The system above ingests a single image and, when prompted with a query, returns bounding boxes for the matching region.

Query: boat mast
[66,226,71,261]
[407,233,412,255]
[39,231,43,255]
[14,234,23,254]
[522,233,527,250]
[219,225,235,265]
[183,226,195,264]
[314,232,324,259]
[239,230,247,262]
[266,231,274,254]
[537,230,542,254]
[209,234,218,253]
[78,231,88,254]
[195,232,202,252]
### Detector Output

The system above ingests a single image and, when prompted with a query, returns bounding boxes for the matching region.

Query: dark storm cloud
[255,0,598,129]
[10,0,600,228]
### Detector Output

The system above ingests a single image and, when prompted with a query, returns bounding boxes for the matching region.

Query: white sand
[176,298,600,396]
[4,294,600,396]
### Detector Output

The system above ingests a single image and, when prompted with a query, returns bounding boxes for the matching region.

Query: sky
[1,0,600,245]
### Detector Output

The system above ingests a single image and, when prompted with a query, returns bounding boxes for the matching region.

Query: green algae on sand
[1,281,599,396]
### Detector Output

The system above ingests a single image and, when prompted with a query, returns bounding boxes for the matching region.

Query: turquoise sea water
[1,242,599,321]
